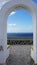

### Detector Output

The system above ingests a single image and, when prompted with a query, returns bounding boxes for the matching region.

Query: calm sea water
[7,33,33,38]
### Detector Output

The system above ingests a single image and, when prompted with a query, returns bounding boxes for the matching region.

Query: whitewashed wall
[0,0,37,64]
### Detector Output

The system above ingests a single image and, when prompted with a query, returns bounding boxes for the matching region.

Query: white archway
[0,0,37,64]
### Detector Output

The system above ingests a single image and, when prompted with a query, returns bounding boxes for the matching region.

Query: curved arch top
[0,0,37,26]
[0,0,37,15]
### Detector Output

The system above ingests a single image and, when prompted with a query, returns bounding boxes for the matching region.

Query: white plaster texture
[0,0,37,64]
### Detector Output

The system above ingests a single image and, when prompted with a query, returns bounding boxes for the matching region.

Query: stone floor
[6,45,35,65]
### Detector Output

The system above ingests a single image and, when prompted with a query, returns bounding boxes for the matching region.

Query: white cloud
[9,12,16,16]
[7,23,16,33]
[7,23,33,33]
[8,24,12,26]
[7,24,33,33]
[8,23,16,27]
[12,23,16,26]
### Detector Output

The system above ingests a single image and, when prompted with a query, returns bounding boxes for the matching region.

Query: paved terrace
[6,45,35,65]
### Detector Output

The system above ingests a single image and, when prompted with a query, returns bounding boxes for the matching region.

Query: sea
[7,33,33,38]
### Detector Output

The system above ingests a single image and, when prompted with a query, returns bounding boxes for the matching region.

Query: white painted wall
[0,0,37,64]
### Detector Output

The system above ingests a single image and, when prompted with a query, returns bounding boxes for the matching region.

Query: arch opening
[7,9,33,45]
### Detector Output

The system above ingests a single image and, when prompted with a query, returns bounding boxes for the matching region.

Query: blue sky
[7,9,33,33]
